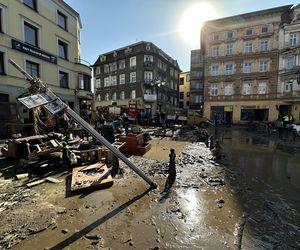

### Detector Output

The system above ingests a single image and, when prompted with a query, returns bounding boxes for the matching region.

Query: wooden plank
[26,179,45,188]
[45,177,63,183]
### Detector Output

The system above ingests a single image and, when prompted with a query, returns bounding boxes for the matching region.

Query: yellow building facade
[179,71,190,110]
[0,0,91,121]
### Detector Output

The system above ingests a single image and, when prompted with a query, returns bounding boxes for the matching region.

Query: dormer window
[296,13,300,20]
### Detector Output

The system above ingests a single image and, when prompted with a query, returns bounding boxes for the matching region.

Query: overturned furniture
[119,133,151,155]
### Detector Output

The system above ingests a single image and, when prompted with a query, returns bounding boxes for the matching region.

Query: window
[243,82,252,95]
[131,90,136,99]
[211,84,218,96]
[287,57,295,69]
[59,71,68,88]
[244,42,253,53]
[180,77,184,85]
[95,78,101,88]
[120,91,125,100]
[195,95,203,103]
[0,52,4,74]
[170,68,174,77]
[174,70,178,79]
[144,55,153,62]
[187,92,190,97]
[110,62,117,72]
[105,93,110,101]
[57,11,67,30]
[119,74,125,84]
[179,92,184,99]
[23,0,36,10]
[211,65,219,76]
[112,75,117,85]
[130,72,136,83]
[226,44,233,55]
[195,82,204,89]
[0,8,3,33]
[212,47,219,56]
[290,33,297,46]
[224,83,233,95]
[104,77,111,87]
[261,26,268,33]
[104,64,109,73]
[95,66,101,75]
[186,74,190,82]
[130,56,136,67]
[258,81,267,94]
[144,71,153,83]
[244,62,252,73]
[97,94,101,101]
[226,64,233,75]
[179,102,184,108]
[58,40,68,59]
[24,22,38,47]
[227,31,233,39]
[260,60,268,72]
[170,80,174,89]
[112,92,117,101]
[260,40,268,52]
[78,74,91,90]
[246,28,253,36]
[26,60,39,78]
[119,60,125,69]
[213,33,219,41]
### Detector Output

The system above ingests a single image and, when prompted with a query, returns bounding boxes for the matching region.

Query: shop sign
[144,94,157,102]
[12,39,57,64]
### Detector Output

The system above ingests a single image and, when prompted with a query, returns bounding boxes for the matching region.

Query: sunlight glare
[179,2,217,47]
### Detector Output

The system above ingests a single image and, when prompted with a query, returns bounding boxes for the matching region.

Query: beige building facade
[201,5,294,124]
[0,0,92,122]
[179,71,190,110]
[278,4,300,122]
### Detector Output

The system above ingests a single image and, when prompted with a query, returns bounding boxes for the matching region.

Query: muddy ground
[0,126,299,249]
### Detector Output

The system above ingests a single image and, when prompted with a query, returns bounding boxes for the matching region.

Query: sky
[64,0,299,72]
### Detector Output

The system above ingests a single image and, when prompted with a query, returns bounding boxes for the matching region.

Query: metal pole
[8,59,157,189]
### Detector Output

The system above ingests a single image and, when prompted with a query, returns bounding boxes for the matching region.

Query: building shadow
[48,187,153,250]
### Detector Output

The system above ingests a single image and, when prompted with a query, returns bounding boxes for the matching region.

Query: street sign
[44,99,65,114]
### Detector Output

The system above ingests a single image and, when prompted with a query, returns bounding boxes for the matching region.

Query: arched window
[97,94,101,101]
[105,93,109,101]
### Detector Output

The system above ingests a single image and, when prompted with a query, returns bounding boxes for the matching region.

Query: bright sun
[179,2,217,46]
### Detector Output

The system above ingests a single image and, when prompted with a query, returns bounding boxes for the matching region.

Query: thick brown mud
[0,127,299,249]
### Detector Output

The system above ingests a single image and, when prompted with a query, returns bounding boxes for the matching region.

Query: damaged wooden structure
[8,59,157,190]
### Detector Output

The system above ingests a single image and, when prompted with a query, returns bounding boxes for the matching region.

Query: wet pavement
[0,127,300,249]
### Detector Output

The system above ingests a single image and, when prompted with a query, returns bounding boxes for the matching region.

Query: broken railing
[8,59,157,189]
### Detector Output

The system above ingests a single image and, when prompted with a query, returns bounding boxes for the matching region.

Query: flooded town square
[1,1,300,249]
